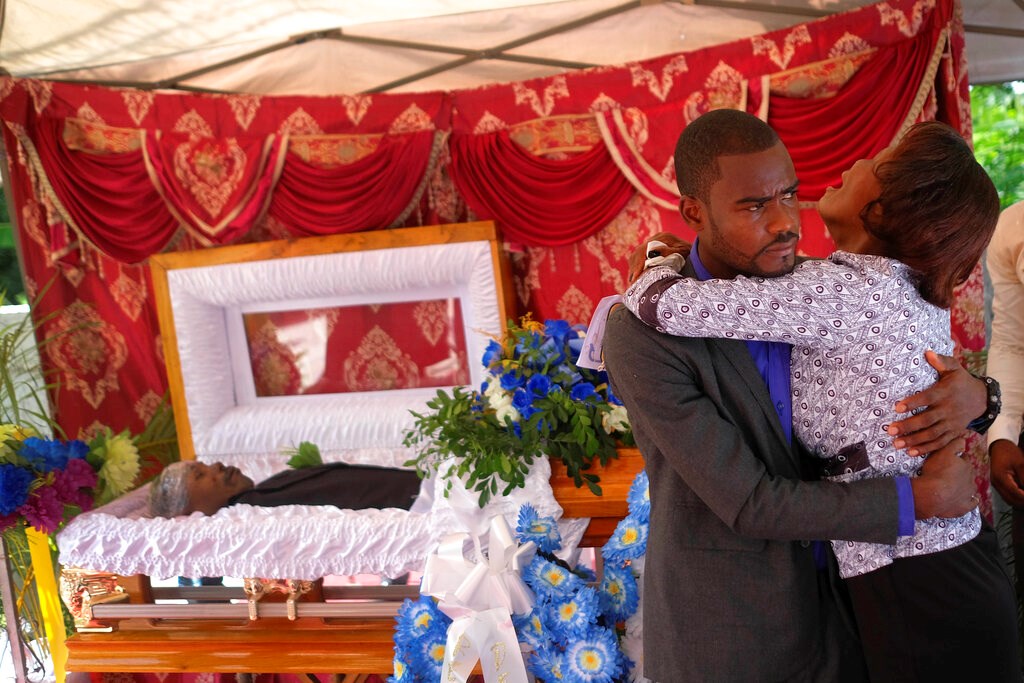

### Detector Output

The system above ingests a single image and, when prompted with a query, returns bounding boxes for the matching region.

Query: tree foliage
[971,83,1024,209]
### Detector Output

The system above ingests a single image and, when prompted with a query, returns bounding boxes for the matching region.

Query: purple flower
[52,458,98,510]
[0,513,17,534]
[20,485,64,534]
[0,464,33,514]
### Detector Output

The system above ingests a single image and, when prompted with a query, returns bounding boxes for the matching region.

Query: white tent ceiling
[0,0,1021,95]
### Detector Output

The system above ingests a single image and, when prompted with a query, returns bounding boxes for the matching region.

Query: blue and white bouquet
[390,470,651,683]
[404,315,633,507]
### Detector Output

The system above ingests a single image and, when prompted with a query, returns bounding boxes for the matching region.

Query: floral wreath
[389,469,651,683]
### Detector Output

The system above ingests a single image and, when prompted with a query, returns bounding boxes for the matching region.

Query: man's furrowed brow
[736,181,800,205]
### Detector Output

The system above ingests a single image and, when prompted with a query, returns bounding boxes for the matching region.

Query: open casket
[55,221,643,675]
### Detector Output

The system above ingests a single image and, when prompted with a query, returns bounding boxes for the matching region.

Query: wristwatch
[967,375,1001,434]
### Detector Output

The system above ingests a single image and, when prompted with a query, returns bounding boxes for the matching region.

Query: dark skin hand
[911,436,977,518]
[632,236,989,456]
[991,439,1024,506]
[888,350,987,456]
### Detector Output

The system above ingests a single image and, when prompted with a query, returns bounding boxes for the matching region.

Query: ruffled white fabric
[57,483,435,580]
[58,458,588,581]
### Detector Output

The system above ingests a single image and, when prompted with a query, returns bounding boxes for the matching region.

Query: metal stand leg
[0,535,29,683]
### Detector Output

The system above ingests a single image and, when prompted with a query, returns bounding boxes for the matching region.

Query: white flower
[495,402,521,424]
[602,404,630,434]
[97,432,140,496]
[487,389,513,411]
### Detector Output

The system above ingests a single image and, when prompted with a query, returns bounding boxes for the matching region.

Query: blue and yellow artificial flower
[516,503,562,553]
[524,555,585,599]
[528,644,567,682]
[513,607,549,650]
[563,627,626,683]
[602,513,649,562]
[626,470,650,523]
[599,562,640,623]
[388,653,413,683]
[548,586,601,639]
[414,633,448,680]
[395,595,449,642]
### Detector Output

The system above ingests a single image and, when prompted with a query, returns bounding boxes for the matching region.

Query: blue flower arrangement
[391,595,452,682]
[404,315,633,507]
[389,475,651,682]
[0,427,142,535]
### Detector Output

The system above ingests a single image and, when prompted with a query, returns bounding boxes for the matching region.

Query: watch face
[970,376,1001,434]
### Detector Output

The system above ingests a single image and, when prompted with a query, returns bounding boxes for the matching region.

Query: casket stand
[51,222,642,675]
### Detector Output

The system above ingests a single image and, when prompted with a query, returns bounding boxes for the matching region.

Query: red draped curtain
[270,129,440,234]
[0,2,988,680]
[449,130,636,246]
[0,0,973,454]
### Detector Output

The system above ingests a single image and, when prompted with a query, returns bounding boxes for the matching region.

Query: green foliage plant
[971,82,1024,208]
[404,316,633,507]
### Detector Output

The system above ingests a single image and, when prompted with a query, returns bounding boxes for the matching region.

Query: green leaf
[284,441,323,469]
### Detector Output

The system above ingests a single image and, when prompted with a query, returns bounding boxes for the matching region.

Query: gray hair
[148,461,195,517]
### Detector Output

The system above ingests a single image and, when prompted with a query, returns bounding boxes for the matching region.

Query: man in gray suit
[603,110,988,681]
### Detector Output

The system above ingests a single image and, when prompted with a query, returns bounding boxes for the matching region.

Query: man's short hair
[148,461,194,518]
[675,109,781,202]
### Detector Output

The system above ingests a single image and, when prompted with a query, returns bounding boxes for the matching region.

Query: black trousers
[845,526,1022,682]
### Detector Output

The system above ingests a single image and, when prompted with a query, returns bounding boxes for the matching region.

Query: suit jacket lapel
[679,260,793,459]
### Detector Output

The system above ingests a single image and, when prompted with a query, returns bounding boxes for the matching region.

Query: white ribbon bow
[421,515,537,683]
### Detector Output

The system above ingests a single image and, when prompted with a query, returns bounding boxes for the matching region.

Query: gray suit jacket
[603,262,900,682]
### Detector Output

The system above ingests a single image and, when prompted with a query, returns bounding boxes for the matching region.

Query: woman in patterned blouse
[624,121,1020,681]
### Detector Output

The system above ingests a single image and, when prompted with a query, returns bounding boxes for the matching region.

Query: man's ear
[680,195,707,233]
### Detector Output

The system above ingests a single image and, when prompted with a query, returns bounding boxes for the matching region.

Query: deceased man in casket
[149,461,425,517]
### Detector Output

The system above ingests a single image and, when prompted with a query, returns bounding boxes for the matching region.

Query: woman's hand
[627,232,692,285]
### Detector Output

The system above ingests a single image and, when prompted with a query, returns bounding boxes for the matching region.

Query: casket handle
[59,566,130,632]
[243,577,314,621]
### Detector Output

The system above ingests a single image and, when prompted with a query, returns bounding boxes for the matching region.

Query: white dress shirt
[987,201,1024,449]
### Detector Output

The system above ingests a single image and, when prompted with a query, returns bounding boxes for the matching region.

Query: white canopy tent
[1,0,1021,95]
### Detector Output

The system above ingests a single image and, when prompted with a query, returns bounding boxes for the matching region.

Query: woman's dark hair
[861,121,1000,308]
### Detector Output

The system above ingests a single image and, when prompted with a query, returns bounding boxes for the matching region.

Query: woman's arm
[623,257,877,350]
